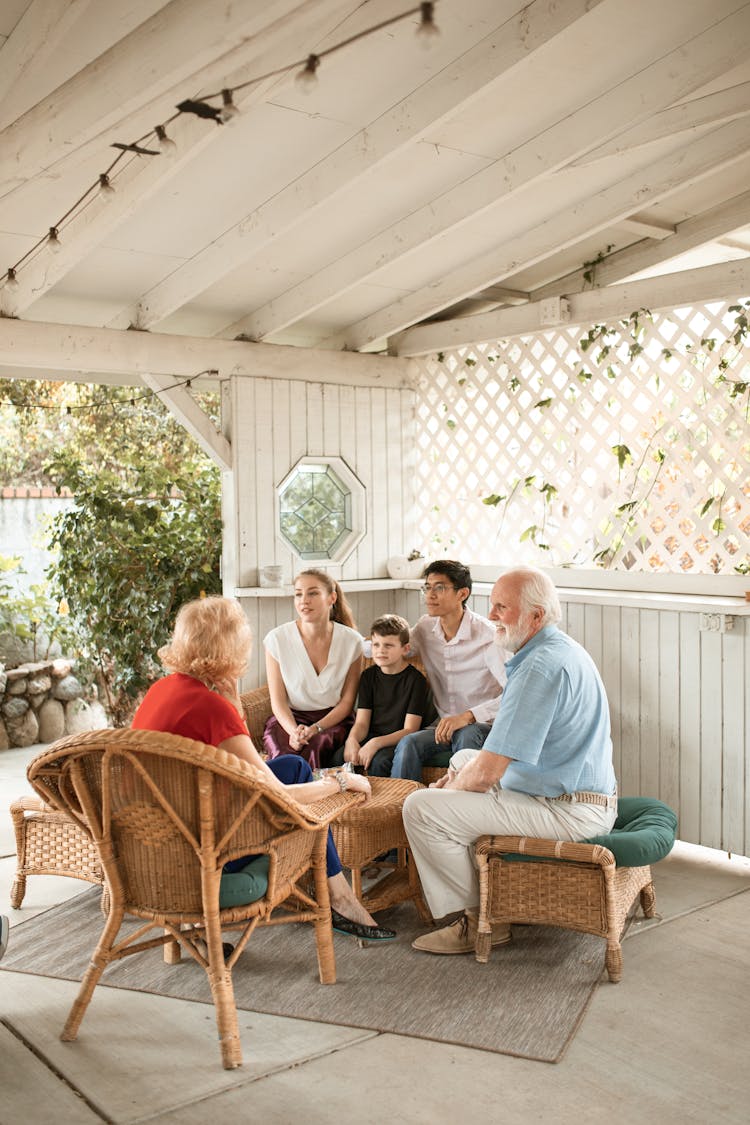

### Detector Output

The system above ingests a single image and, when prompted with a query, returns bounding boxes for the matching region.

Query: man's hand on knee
[434,711,475,744]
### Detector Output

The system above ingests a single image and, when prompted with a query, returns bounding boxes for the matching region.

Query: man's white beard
[495,613,535,653]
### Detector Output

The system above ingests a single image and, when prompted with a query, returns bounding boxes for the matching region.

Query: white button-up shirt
[409,608,507,724]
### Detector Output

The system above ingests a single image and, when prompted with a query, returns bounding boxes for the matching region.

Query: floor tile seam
[624,883,750,939]
[125,1030,383,1124]
[0,1015,112,1123]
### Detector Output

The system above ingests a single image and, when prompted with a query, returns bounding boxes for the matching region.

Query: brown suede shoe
[411,912,512,955]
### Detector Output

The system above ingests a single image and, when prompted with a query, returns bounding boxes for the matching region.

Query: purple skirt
[262,707,354,771]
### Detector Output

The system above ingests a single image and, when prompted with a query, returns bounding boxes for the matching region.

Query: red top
[132,673,247,746]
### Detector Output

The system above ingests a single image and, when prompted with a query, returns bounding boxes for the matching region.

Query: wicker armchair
[27,727,365,1069]
[10,794,104,908]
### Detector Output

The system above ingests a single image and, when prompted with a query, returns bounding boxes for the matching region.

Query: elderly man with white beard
[403,566,618,955]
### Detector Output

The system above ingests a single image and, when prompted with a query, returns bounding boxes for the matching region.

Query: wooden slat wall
[230,375,748,855]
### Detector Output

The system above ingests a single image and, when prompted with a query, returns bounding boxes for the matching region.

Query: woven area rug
[1,888,606,1063]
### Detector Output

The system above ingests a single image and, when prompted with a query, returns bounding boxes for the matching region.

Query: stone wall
[0,658,108,749]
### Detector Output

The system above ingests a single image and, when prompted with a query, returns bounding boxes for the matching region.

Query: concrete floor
[1,743,749,1125]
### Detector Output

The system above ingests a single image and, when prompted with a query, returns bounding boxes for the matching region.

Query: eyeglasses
[420,583,456,596]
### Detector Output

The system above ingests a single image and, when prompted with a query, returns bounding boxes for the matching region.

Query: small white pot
[386,556,425,580]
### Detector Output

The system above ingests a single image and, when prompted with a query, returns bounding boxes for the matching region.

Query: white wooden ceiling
[1,0,750,373]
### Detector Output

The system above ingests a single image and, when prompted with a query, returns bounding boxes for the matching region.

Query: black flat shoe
[330,909,396,942]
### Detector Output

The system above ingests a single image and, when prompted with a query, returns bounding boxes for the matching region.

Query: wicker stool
[331,777,430,921]
[9,795,104,908]
[474,796,677,982]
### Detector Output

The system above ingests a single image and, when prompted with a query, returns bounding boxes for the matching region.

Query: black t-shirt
[357,663,436,737]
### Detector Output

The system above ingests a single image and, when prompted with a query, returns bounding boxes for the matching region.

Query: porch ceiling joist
[239,5,750,344]
[116,0,599,334]
[139,372,231,471]
[391,257,750,355]
[0,0,90,121]
[12,0,359,318]
[571,80,750,168]
[0,319,414,389]
[533,188,750,301]
[341,116,750,352]
[0,0,316,198]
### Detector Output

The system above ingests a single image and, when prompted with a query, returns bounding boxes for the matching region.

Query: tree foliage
[0,379,223,723]
[46,450,222,724]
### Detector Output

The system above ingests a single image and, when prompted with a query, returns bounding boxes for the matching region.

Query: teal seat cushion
[219,855,270,909]
[424,748,452,768]
[585,796,678,867]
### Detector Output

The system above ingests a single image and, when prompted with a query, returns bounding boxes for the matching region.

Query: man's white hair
[506,566,562,627]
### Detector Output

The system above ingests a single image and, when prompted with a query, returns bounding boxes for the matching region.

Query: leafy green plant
[46,451,222,724]
[0,555,76,660]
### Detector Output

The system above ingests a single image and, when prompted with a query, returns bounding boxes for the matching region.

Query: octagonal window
[276,457,365,562]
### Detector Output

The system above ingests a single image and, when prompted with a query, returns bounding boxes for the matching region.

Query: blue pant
[388,723,492,782]
[224,754,342,877]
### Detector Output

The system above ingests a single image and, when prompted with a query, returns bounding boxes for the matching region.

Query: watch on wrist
[315,723,324,734]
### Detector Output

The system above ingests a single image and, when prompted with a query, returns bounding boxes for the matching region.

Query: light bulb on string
[416,2,440,47]
[295,54,320,93]
[98,173,115,201]
[155,124,177,157]
[1,268,20,317]
[47,227,62,254]
[219,89,240,123]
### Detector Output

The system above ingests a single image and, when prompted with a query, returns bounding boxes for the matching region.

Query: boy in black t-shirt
[339,614,435,776]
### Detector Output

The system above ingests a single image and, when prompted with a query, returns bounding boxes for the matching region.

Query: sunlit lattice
[412,301,750,574]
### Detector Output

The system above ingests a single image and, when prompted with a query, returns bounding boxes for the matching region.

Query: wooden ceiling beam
[532,188,750,300]
[0,0,318,197]
[0,0,91,122]
[239,2,750,344]
[123,0,603,333]
[340,118,750,350]
[392,258,750,355]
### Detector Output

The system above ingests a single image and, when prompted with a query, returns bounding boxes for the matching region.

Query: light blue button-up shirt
[483,625,616,797]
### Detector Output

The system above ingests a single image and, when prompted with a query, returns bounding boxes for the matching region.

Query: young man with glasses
[387,560,507,782]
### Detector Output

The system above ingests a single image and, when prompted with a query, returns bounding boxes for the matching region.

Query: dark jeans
[223,754,342,877]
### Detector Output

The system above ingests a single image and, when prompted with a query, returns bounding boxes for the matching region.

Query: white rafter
[392,258,750,354]
[572,80,750,167]
[0,0,321,198]
[532,189,750,300]
[11,0,360,318]
[337,118,750,351]
[120,0,605,332]
[139,372,231,470]
[235,2,750,343]
[0,0,91,122]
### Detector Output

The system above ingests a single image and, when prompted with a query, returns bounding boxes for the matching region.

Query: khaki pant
[403,781,617,920]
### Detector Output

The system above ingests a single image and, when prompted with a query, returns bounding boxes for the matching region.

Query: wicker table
[330,776,430,921]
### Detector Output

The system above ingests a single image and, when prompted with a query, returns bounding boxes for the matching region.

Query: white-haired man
[403,566,618,955]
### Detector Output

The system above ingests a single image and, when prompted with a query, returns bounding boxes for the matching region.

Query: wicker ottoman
[331,777,430,921]
[9,795,104,908]
[474,796,677,982]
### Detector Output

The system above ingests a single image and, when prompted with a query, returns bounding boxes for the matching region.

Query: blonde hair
[158,596,252,701]
[296,568,356,629]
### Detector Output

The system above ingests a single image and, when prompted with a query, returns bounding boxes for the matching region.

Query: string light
[219,88,240,123]
[1,268,20,317]
[1,3,440,298]
[98,173,116,201]
[0,372,219,416]
[155,124,177,157]
[295,54,320,92]
[417,2,440,45]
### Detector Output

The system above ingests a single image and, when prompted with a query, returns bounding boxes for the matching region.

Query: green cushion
[585,796,678,867]
[219,855,269,908]
[424,748,452,768]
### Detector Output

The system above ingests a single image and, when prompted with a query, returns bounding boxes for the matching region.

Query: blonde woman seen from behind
[132,596,395,942]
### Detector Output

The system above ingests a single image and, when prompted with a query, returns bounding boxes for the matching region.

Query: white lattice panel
[413,301,750,574]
